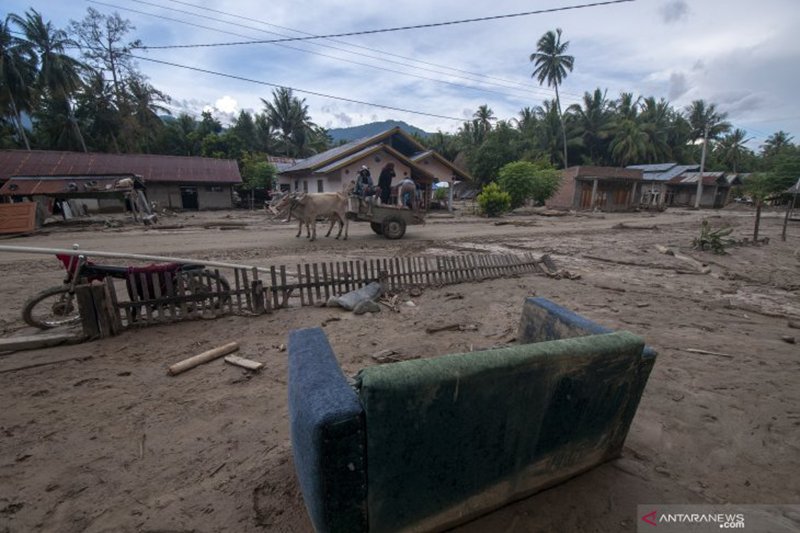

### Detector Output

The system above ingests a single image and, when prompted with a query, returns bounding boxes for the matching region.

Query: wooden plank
[176,272,189,319]
[167,341,239,376]
[90,284,113,338]
[313,263,322,301]
[279,265,288,308]
[150,272,164,322]
[321,262,330,300]
[139,272,153,322]
[235,268,243,312]
[213,269,223,316]
[163,270,176,321]
[0,203,37,235]
[465,255,477,282]
[224,355,264,371]
[296,265,305,306]
[355,261,363,289]
[349,260,356,290]
[270,266,279,309]
[242,268,253,312]
[103,277,124,333]
[343,262,351,293]
[304,264,313,305]
[0,331,82,354]
[251,280,266,314]
[406,257,414,286]
[75,285,100,339]
[394,257,402,289]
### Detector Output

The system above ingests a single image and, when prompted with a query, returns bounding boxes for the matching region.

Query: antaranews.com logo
[637,505,800,532]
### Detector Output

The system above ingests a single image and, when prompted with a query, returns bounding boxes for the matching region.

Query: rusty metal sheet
[0,203,36,234]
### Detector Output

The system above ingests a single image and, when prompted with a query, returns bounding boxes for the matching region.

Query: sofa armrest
[518,297,657,359]
[288,328,367,533]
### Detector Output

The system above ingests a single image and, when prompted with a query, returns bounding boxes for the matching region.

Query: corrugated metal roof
[627,163,700,182]
[282,129,398,173]
[627,163,676,172]
[315,145,384,173]
[0,150,242,184]
[669,172,728,186]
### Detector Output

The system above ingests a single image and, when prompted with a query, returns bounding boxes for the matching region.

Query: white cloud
[215,96,238,115]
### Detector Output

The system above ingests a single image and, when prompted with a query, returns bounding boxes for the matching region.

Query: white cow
[270,192,349,241]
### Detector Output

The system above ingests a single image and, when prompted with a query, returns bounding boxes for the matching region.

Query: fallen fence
[268,252,557,308]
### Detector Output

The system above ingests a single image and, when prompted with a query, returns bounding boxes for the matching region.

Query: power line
[136,0,635,50]
[130,54,468,121]
[157,0,585,99]
[89,0,571,104]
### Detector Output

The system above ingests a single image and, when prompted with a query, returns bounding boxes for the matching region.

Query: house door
[180,186,199,210]
[579,184,593,209]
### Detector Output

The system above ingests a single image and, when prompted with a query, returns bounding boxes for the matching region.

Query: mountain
[327,120,431,143]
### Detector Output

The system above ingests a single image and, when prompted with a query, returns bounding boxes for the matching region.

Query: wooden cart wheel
[370,222,383,235]
[381,216,406,239]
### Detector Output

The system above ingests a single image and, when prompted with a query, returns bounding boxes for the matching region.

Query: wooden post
[251,280,266,314]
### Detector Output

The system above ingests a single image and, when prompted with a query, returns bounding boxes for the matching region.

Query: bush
[497,160,561,208]
[477,183,511,217]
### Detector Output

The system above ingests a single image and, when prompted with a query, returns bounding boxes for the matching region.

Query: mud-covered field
[1,205,798,532]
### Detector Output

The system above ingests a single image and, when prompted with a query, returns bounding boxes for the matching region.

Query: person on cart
[355,165,375,197]
[378,163,396,205]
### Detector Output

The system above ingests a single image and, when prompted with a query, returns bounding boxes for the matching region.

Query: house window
[317,180,324,193]
[294,180,299,191]
[303,180,308,193]
[280,184,290,192]
[205,185,223,192]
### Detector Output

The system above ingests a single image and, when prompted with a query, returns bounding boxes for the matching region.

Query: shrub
[497,160,561,207]
[477,183,511,217]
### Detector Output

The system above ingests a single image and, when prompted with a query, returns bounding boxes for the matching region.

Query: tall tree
[10,9,88,151]
[761,130,794,158]
[69,8,140,106]
[568,88,613,165]
[0,17,36,149]
[716,128,752,173]
[473,104,496,139]
[685,99,730,207]
[261,87,318,157]
[530,28,574,168]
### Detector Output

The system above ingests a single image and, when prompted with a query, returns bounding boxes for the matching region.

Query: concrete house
[276,127,472,198]
[547,166,643,212]
[0,150,242,210]
[627,163,699,208]
[666,172,742,208]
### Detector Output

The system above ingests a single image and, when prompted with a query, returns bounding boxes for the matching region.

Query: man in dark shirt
[378,163,395,205]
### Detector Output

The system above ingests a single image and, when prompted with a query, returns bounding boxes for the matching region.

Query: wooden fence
[77,266,268,337]
[268,253,555,308]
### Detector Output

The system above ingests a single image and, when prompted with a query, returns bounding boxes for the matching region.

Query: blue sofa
[288,297,657,532]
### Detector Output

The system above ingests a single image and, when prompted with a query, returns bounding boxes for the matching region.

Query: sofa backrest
[356,331,647,533]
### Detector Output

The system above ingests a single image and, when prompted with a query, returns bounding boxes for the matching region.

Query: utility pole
[694,123,709,209]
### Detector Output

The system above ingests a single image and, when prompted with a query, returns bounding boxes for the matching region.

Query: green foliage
[433,187,448,201]
[466,122,523,185]
[241,153,276,190]
[743,172,785,201]
[693,219,734,254]
[477,182,511,217]
[497,160,561,207]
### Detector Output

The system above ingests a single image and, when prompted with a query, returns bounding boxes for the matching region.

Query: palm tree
[610,119,648,166]
[530,28,574,168]
[638,96,673,162]
[10,9,88,151]
[761,130,794,158]
[0,18,36,149]
[685,100,730,207]
[568,88,613,165]
[473,104,496,139]
[261,87,316,157]
[534,99,567,166]
[716,129,752,172]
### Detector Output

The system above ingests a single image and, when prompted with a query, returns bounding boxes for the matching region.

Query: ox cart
[346,196,424,239]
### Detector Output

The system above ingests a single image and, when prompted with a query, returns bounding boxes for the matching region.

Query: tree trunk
[9,95,31,150]
[67,101,88,153]
[555,84,568,169]
[753,199,762,241]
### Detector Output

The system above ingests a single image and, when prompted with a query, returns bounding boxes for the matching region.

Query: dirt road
[1,206,798,532]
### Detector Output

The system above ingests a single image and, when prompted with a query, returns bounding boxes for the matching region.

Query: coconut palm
[761,130,794,158]
[530,28,574,168]
[685,99,730,142]
[0,17,36,149]
[567,88,613,165]
[261,87,317,157]
[716,129,752,172]
[473,104,496,139]
[638,96,673,162]
[610,119,648,166]
[10,9,88,151]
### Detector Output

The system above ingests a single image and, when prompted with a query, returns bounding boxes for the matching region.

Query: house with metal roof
[547,166,643,212]
[667,171,742,208]
[276,127,472,201]
[0,150,242,210]
[627,163,699,208]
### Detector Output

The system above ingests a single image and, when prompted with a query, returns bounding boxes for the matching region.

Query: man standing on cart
[378,162,395,205]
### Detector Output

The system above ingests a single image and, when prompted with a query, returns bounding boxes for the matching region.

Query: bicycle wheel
[182,270,232,310]
[23,286,81,329]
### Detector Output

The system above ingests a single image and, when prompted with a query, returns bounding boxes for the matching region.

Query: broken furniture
[287,297,657,532]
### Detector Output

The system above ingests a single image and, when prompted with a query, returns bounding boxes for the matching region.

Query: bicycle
[23,254,231,329]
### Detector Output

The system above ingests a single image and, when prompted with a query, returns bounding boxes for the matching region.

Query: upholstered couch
[287,297,656,533]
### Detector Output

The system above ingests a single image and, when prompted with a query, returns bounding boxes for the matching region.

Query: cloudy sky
[5,0,800,146]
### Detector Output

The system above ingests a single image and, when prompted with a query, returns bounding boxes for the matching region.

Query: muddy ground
[0,205,798,532]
